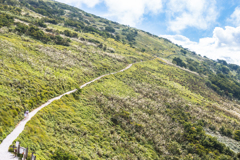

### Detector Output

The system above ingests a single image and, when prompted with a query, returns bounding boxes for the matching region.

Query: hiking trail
[0,64,132,160]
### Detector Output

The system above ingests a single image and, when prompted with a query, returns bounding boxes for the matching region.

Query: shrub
[168,141,182,155]
[181,49,187,55]
[35,20,47,28]
[208,73,240,99]
[116,34,121,41]
[105,26,115,33]
[237,152,240,158]
[218,59,228,66]
[51,149,78,160]
[7,0,18,6]
[0,13,14,28]
[54,35,71,46]
[188,65,196,71]
[43,18,58,24]
[27,25,51,43]
[234,130,240,141]
[209,125,216,131]
[221,66,230,74]
[15,23,29,34]
[23,0,65,16]
[46,28,53,32]
[63,30,78,38]
[173,57,186,68]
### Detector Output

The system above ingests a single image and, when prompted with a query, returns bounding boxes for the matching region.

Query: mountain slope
[16,59,239,159]
[1,0,240,159]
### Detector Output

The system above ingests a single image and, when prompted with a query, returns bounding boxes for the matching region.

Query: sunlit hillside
[1,0,240,159]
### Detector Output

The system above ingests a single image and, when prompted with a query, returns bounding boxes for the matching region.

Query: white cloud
[166,0,218,32]
[103,0,163,26]
[56,0,163,26]
[228,6,240,26]
[214,26,240,47]
[161,26,240,65]
[56,0,218,31]
[56,0,101,8]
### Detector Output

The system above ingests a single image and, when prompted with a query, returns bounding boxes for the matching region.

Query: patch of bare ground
[205,128,240,153]
[14,19,29,26]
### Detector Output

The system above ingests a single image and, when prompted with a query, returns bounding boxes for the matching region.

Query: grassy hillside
[0,8,152,141]
[1,0,240,159]
[0,29,153,139]
[16,59,240,159]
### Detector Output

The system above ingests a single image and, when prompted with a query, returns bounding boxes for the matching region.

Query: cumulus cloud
[166,0,218,32]
[56,0,163,26]
[56,0,101,8]
[214,26,240,47]
[161,26,240,65]
[56,0,218,30]
[103,0,163,26]
[228,6,240,26]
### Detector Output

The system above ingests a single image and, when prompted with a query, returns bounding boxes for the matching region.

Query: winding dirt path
[0,64,132,160]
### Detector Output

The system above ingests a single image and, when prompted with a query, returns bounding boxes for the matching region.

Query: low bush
[63,30,78,38]
[51,149,78,160]
[173,57,186,68]
[234,130,240,141]
[105,26,115,33]
[35,20,47,28]
[0,13,14,28]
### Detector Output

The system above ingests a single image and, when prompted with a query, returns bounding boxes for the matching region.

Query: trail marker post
[16,141,20,155]
[24,147,28,160]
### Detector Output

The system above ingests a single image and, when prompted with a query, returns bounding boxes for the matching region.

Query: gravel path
[0,64,132,160]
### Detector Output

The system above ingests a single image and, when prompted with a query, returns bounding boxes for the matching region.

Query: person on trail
[26,110,29,116]
[14,148,17,157]
[24,112,27,119]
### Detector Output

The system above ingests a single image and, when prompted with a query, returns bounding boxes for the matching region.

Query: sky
[55,0,240,65]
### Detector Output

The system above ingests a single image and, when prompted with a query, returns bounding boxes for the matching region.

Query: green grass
[0,26,152,142]
[15,60,240,159]
[1,1,240,159]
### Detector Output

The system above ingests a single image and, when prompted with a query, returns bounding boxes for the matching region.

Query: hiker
[22,150,26,160]
[14,148,17,157]
[26,110,29,116]
[24,112,27,119]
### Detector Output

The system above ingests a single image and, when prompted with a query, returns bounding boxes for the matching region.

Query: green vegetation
[173,57,186,68]
[172,56,240,100]
[22,0,65,17]
[1,0,240,159]
[15,60,240,159]
[234,130,240,141]
[51,149,78,160]
[0,25,150,142]
[105,26,115,33]
[14,23,71,45]
[0,13,14,27]
[35,20,47,28]
[63,30,78,38]
[219,126,233,138]
[208,74,240,99]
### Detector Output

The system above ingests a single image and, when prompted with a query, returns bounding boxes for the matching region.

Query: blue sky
[55,0,240,65]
